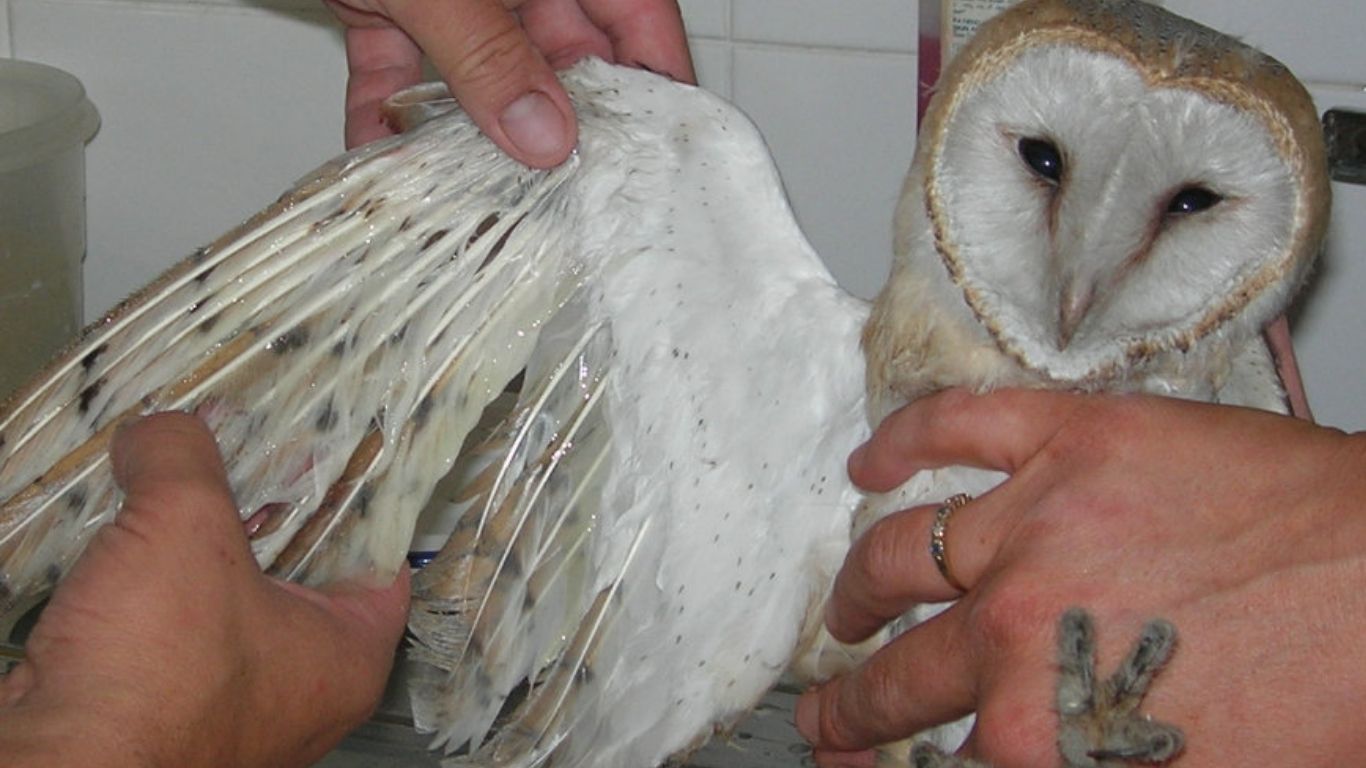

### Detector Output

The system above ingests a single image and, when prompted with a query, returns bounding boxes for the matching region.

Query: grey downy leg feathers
[903,609,1183,768]
[1056,608,1183,766]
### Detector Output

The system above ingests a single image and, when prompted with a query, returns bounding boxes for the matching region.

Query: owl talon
[1057,608,1184,767]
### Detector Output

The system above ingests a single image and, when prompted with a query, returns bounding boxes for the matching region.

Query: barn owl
[0,1,1328,767]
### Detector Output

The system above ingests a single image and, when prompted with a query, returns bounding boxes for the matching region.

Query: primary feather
[0,59,872,766]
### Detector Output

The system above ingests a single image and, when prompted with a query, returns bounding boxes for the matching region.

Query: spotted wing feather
[1,60,875,768]
[0,78,585,609]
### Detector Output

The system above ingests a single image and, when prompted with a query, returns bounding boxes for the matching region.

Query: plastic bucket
[0,59,100,401]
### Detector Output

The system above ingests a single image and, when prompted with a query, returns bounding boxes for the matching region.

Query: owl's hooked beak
[1056,280,1095,350]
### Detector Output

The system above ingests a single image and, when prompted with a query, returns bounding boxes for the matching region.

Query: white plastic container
[0,59,100,401]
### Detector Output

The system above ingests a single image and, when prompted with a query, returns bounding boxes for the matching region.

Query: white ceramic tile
[733,0,916,53]
[0,0,10,58]
[680,0,727,39]
[732,45,916,299]
[1164,0,1365,85]
[11,0,347,318]
[689,38,730,98]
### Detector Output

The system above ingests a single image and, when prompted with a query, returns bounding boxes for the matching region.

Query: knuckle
[126,411,210,445]
[854,516,913,593]
[818,693,863,748]
[967,582,1059,656]
[1053,395,1149,462]
[974,695,1057,764]
[933,386,978,413]
[133,478,226,512]
[818,673,891,749]
[116,479,234,539]
[452,23,536,94]
[921,388,977,430]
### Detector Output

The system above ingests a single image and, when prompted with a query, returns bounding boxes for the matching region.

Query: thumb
[109,411,251,556]
[384,0,577,167]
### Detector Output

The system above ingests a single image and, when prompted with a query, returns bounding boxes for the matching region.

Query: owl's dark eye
[1018,137,1064,184]
[1166,186,1223,215]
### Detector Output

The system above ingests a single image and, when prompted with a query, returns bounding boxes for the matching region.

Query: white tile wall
[679,0,728,39]
[0,0,11,57]
[732,0,916,52]
[2,0,1364,429]
[732,44,915,299]
[689,37,731,98]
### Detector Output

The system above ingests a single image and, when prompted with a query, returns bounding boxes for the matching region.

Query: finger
[341,23,425,148]
[0,661,36,707]
[826,495,1014,643]
[111,412,225,489]
[517,0,614,69]
[796,607,976,752]
[954,697,1058,767]
[952,664,1061,767]
[848,389,1087,493]
[581,0,696,83]
[382,0,577,168]
[110,412,247,543]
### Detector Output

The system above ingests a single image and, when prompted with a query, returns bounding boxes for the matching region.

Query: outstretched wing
[0,80,585,606]
[1,60,872,768]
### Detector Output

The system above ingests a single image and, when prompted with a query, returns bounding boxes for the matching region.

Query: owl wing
[0,76,588,601]
[0,59,873,768]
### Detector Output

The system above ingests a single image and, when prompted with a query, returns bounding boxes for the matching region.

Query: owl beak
[1057,282,1094,350]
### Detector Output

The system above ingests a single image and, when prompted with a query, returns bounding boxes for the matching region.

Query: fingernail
[499,91,567,161]
[795,688,820,743]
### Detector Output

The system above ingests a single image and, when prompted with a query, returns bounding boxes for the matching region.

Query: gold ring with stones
[930,493,972,593]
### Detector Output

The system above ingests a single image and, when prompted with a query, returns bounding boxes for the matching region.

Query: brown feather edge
[919,0,1330,383]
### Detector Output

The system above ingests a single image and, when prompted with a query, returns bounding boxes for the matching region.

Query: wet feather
[0,60,871,767]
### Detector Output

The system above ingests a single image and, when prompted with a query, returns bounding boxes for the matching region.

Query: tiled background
[2,0,1364,429]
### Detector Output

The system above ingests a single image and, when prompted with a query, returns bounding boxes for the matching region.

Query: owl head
[865,0,1330,415]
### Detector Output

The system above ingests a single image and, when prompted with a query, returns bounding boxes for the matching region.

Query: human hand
[796,389,1366,766]
[327,0,695,164]
[0,413,410,768]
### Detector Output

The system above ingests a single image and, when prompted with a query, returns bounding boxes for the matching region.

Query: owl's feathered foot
[905,609,1183,768]
[1056,609,1183,767]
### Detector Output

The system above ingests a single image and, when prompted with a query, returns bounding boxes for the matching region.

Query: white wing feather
[0,59,873,768]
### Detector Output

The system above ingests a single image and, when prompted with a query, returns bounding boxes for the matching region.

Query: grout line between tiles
[10,0,331,20]
[730,39,917,59]
[1304,79,1366,95]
